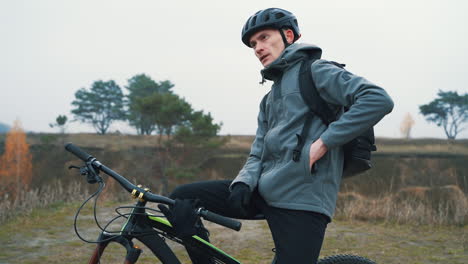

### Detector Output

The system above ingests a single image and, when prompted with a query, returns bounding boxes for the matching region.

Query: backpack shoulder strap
[292,57,340,162]
[298,58,339,125]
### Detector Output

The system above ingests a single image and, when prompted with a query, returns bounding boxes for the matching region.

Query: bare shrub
[400,112,415,139]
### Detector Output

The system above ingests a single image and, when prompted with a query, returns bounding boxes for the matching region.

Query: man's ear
[284,29,296,44]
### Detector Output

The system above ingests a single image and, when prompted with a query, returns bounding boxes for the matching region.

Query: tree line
[65,74,224,194]
[50,83,468,140]
[64,74,221,143]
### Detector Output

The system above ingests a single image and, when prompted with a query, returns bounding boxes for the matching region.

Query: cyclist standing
[167,8,394,263]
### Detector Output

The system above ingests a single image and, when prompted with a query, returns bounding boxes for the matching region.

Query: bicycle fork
[88,232,142,264]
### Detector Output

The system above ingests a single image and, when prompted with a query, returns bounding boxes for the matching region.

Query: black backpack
[292,57,377,178]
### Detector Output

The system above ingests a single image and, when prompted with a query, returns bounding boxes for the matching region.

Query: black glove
[158,198,201,238]
[227,182,252,216]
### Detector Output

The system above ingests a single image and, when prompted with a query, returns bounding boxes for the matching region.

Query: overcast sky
[1,0,467,138]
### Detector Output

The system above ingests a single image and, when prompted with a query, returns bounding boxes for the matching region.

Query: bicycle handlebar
[198,209,242,231]
[65,142,174,205]
[65,142,242,231]
[65,143,94,162]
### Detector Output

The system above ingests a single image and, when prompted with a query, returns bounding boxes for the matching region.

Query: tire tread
[318,254,377,264]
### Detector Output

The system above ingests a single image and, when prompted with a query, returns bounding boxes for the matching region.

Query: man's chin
[261,60,272,67]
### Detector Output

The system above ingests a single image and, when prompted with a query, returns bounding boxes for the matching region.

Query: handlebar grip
[65,143,93,162]
[199,209,242,231]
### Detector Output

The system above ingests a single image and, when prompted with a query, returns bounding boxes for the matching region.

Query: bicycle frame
[87,199,242,264]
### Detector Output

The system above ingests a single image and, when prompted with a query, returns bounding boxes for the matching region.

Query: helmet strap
[279,29,291,48]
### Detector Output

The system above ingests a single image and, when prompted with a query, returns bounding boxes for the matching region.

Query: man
[168,8,394,263]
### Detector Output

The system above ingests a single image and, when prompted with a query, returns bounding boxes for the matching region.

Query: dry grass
[0,181,91,223]
[223,135,255,150]
[27,133,161,150]
[23,133,468,156]
[26,133,251,150]
[375,138,468,155]
[335,185,468,225]
[4,181,466,227]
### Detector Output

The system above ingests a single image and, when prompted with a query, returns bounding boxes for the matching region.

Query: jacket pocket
[263,128,281,160]
[302,140,316,182]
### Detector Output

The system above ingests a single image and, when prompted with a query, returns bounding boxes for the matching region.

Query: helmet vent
[251,16,257,26]
[264,14,270,21]
[275,12,285,19]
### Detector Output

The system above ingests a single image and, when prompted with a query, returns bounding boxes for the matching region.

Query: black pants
[169,180,329,264]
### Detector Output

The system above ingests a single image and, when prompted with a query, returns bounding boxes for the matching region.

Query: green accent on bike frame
[148,216,241,264]
[149,215,172,227]
[120,208,135,233]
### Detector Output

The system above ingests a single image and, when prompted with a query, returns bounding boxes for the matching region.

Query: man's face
[249,28,286,67]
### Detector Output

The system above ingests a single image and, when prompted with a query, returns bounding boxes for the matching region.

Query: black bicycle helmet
[241,8,300,47]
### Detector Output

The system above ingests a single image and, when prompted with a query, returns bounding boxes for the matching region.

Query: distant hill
[0,122,10,133]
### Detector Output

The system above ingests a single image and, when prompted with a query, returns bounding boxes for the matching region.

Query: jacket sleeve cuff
[320,133,337,149]
[229,155,261,192]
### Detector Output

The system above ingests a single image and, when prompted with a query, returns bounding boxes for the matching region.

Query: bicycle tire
[318,254,377,264]
[148,216,241,264]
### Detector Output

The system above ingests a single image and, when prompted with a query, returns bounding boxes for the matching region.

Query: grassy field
[0,201,466,264]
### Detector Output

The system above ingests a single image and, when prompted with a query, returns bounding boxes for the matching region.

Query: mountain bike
[65,142,377,264]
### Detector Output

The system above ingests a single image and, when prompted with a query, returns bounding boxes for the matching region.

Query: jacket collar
[260,43,322,83]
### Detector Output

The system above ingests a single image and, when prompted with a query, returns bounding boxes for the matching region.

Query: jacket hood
[261,43,322,82]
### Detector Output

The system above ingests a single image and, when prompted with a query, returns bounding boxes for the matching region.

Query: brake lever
[68,164,101,184]
[68,165,90,176]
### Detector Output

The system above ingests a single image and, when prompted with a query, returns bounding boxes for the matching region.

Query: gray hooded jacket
[231,43,394,218]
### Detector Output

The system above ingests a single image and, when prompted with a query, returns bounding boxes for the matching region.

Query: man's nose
[254,43,264,55]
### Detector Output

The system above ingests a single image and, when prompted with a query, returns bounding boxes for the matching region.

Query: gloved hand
[227,182,252,216]
[158,198,201,238]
